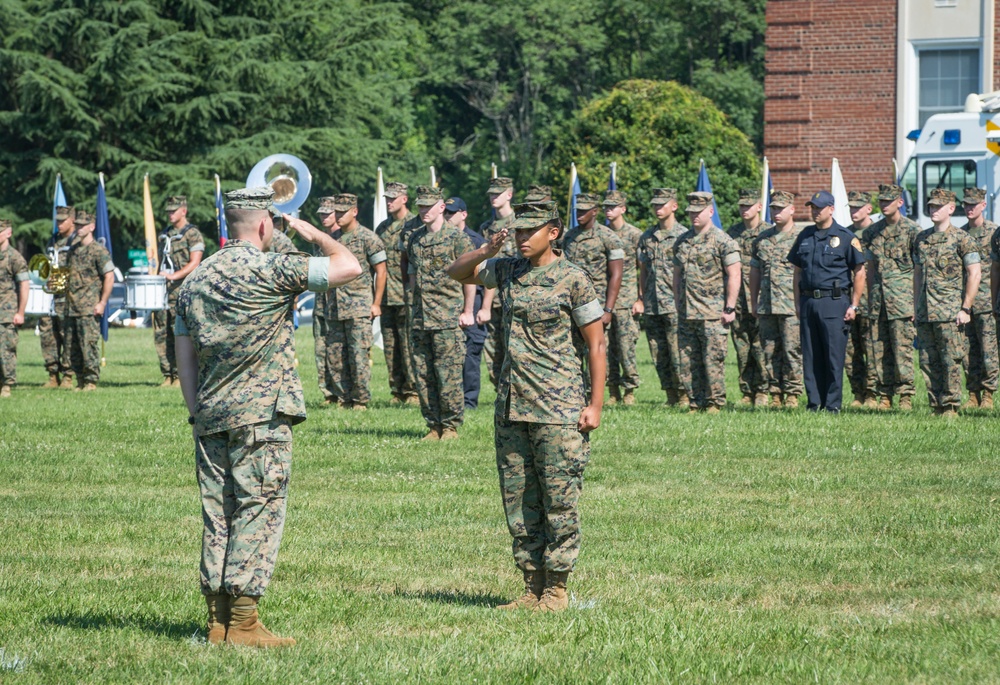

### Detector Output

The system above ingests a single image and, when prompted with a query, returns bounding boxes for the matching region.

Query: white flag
[831,158,851,226]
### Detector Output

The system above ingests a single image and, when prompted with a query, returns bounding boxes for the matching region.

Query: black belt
[803,286,848,299]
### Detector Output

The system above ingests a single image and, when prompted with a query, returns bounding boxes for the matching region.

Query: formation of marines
[0,179,997,419]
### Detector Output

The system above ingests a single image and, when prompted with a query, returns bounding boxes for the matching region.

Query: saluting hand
[484,228,509,258]
[283,214,319,243]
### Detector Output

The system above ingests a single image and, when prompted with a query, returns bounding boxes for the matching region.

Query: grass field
[1,326,998,684]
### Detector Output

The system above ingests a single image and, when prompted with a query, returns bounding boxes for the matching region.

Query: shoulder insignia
[851,237,862,252]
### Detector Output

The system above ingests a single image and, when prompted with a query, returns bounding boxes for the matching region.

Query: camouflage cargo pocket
[253,421,292,498]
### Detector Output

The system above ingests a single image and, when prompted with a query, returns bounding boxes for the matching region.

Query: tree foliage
[548,80,760,228]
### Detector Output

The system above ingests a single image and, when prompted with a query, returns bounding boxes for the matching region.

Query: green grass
[1,326,998,684]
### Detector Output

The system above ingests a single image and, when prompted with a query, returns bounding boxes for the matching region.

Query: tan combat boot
[898,396,913,411]
[739,393,753,406]
[497,570,545,610]
[204,594,229,646]
[421,427,441,441]
[171,378,181,388]
[784,395,799,409]
[439,427,459,440]
[705,405,721,415]
[606,386,620,406]
[676,391,689,408]
[622,389,636,406]
[850,397,863,408]
[351,403,368,411]
[0,385,11,398]
[82,383,97,392]
[877,396,892,411]
[770,393,783,409]
[42,373,60,389]
[389,395,403,406]
[754,393,769,408]
[962,392,980,410]
[59,375,74,389]
[862,393,878,409]
[534,571,569,613]
[940,405,958,418]
[665,389,679,406]
[159,376,174,388]
[980,390,994,410]
[405,395,421,406]
[225,596,295,648]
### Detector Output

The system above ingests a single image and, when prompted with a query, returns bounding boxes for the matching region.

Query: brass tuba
[246,154,313,217]
[28,253,69,295]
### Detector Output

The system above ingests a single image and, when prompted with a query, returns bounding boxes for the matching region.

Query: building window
[919,49,980,127]
[923,159,977,199]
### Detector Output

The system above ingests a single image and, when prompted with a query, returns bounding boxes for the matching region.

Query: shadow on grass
[395,589,507,607]
[42,611,200,639]
[325,426,427,439]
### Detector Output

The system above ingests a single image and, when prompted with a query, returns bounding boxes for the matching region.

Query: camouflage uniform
[675,193,741,409]
[750,195,804,399]
[844,191,878,403]
[311,199,337,400]
[405,188,475,431]
[638,190,687,395]
[862,187,922,401]
[268,227,298,255]
[324,196,387,406]
[174,186,332,598]
[604,190,643,394]
[374,183,420,402]
[0,235,29,388]
[39,219,75,380]
[961,187,998,397]
[726,189,769,401]
[913,194,980,411]
[153,199,205,381]
[480,177,518,388]
[478,202,604,572]
[563,193,625,392]
[65,213,115,386]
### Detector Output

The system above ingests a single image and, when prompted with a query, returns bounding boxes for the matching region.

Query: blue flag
[569,166,582,230]
[95,175,113,341]
[763,170,774,224]
[696,160,723,228]
[52,174,67,236]
[215,174,228,246]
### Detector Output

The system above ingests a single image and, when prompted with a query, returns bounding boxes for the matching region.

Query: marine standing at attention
[0,219,29,398]
[673,191,741,413]
[153,196,204,388]
[845,190,878,408]
[959,186,997,409]
[602,189,643,406]
[446,201,606,613]
[637,189,688,406]
[787,190,866,413]
[64,210,114,391]
[479,177,518,388]
[175,186,362,648]
[40,205,75,389]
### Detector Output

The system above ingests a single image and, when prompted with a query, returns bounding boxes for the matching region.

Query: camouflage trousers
[758,315,803,396]
[495,419,589,573]
[483,308,507,389]
[151,308,177,378]
[325,317,373,405]
[410,328,465,429]
[380,305,415,400]
[196,417,292,597]
[607,309,640,390]
[313,314,331,399]
[679,319,729,408]
[917,322,966,409]
[0,323,18,387]
[67,315,101,385]
[844,316,877,399]
[964,312,998,393]
[39,314,72,377]
[873,315,916,398]
[644,313,681,392]
[730,312,767,396]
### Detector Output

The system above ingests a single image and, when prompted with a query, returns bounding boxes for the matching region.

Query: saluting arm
[446,227,508,285]
[284,215,362,287]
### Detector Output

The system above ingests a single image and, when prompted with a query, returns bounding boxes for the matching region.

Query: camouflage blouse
[375,212,419,307]
[159,223,205,302]
[562,224,625,300]
[750,225,802,317]
[673,227,741,321]
[637,222,687,316]
[862,215,921,320]
[964,220,997,314]
[65,240,114,317]
[174,239,331,435]
[727,220,770,314]
[610,220,643,309]
[913,225,980,323]
[405,223,475,330]
[479,254,603,424]
[326,225,386,320]
[0,245,29,324]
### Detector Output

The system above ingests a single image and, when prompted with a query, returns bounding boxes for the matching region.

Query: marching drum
[124,275,168,311]
[25,282,54,316]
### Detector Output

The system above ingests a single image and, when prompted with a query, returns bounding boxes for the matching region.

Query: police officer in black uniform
[788,190,867,412]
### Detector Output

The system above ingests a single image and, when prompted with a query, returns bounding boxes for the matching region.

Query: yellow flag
[143,174,158,275]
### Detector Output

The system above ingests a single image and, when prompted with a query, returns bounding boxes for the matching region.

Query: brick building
[765,0,999,217]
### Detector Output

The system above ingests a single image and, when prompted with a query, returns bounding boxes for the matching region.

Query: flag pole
[143,174,158,275]
[760,156,770,223]
[430,166,437,188]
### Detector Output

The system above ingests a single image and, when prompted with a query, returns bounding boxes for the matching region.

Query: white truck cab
[900,91,1000,228]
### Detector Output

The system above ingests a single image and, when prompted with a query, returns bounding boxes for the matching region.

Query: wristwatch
[603,307,613,314]
[848,304,859,312]
[961,306,972,315]
[723,306,735,314]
